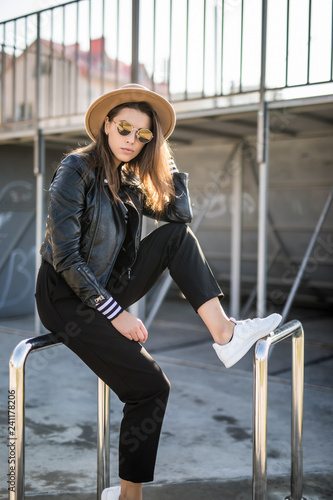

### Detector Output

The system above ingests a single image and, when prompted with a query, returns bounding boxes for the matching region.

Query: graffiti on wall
[0,181,35,317]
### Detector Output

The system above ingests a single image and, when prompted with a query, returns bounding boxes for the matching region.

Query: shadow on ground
[18,474,333,500]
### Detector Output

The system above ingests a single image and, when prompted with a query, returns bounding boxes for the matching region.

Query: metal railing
[1,0,333,128]
[8,333,111,500]
[9,322,306,500]
[253,319,305,500]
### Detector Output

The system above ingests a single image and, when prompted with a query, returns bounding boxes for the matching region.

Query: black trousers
[35,223,222,483]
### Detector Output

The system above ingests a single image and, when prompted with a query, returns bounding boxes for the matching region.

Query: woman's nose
[126,129,137,143]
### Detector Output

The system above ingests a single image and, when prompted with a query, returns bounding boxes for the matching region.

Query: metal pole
[239,0,244,92]
[201,0,206,97]
[252,337,269,500]
[9,335,108,500]
[131,0,140,82]
[34,12,44,334]
[88,0,92,104]
[1,20,6,123]
[34,129,45,334]
[101,0,105,95]
[35,13,41,121]
[252,320,305,500]
[12,21,17,122]
[8,335,61,500]
[257,0,268,317]
[167,0,173,100]
[230,150,242,318]
[290,327,304,500]
[97,378,110,500]
[152,0,156,90]
[256,119,269,318]
[116,0,120,88]
[8,342,29,500]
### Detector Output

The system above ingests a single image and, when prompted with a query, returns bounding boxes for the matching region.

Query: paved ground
[1,291,332,499]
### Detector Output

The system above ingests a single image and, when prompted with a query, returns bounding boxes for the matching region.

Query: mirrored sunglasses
[113,120,153,144]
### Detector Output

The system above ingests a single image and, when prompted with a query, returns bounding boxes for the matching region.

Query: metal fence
[1,0,333,128]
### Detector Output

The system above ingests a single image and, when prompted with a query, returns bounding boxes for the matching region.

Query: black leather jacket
[40,153,192,310]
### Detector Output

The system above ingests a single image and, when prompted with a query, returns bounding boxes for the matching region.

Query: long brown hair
[67,101,175,214]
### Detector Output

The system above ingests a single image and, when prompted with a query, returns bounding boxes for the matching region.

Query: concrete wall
[173,134,333,309]
[0,144,61,318]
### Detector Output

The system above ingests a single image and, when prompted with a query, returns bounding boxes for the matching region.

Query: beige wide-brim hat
[85,84,176,141]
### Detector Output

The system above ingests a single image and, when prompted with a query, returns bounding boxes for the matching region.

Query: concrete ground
[0,291,332,500]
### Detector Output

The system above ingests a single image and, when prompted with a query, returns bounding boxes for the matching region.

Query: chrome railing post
[8,334,61,500]
[252,320,306,500]
[253,336,270,500]
[8,341,32,500]
[97,378,110,500]
[290,326,304,500]
[9,334,110,500]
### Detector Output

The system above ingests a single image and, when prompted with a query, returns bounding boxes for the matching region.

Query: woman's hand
[111,310,148,343]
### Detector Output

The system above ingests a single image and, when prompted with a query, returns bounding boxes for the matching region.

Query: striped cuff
[97,296,123,321]
[169,157,179,174]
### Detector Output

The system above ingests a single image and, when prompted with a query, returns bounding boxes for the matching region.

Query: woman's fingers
[139,322,148,343]
[111,310,148,343]
[130,321,148,343]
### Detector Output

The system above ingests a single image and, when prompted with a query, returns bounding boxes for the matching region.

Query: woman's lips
[121,148,134,154]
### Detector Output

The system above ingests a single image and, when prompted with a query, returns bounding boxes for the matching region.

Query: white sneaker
[213,313,282,368]
[101,485,121,500]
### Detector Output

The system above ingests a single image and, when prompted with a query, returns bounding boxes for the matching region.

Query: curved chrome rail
[8,333,110,500]
[253,319,306,500]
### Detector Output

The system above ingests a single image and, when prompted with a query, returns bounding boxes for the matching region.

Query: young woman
[35,84,281,500]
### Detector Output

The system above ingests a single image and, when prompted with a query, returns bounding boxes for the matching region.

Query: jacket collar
[102,163,141,189]
[119,163,142,189]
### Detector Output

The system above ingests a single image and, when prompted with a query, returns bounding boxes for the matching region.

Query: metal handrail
[253,319,306,500]
[8,322,306,499]
[8,333,110,500]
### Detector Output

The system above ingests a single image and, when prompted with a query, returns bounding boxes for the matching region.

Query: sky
[0,0,64,22]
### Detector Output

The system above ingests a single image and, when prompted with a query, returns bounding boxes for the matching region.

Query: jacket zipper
[125,189,141,277]
[86,189,101,264]
[103,197,129,284]
[77,266,103,296]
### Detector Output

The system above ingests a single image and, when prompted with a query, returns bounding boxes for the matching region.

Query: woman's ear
[104,117,110,135]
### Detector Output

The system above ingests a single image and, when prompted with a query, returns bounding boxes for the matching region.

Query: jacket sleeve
[143,171,193,223]
[161,171,193,223]
[42,155,122,317]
